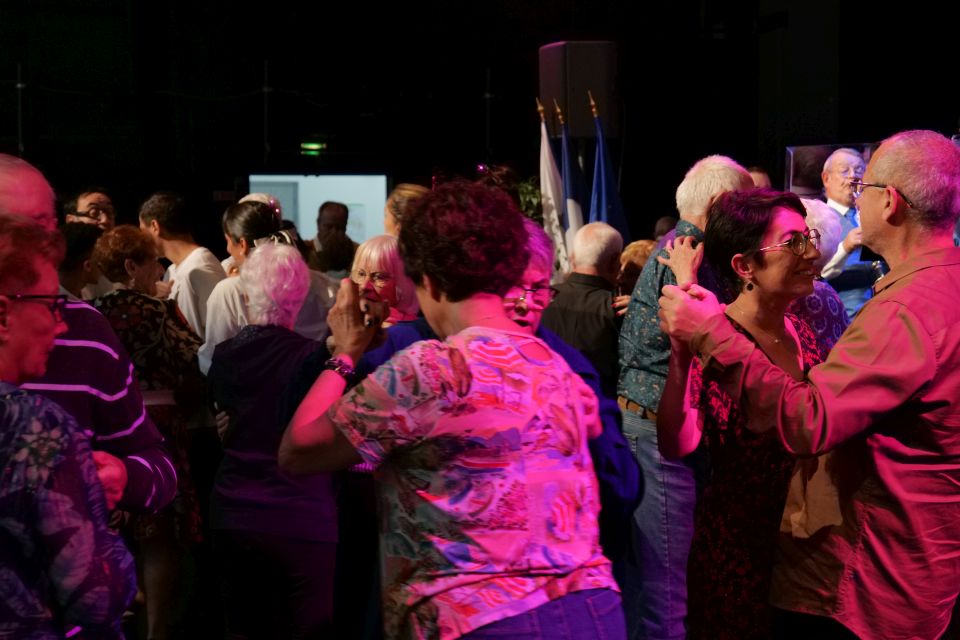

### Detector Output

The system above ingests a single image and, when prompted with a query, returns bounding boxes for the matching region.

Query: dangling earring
[745,281,754,291]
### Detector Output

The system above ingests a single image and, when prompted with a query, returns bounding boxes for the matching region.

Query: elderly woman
[208,243,336,638]
[0,215,136,638]
[351,234,419,326]
[92,225,203,640]
[384,183,430,236]
[657,189,826,639]
[200,200,335,373]
[281,182,624,640]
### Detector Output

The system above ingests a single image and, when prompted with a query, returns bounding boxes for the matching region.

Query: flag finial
[553,99,565,125]
[588,90,598,118]
[536,97,545,122]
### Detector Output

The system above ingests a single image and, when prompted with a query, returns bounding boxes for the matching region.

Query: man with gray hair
[818,147,874,317]
[659,130,960,639]
[617,155,753,639]
[542,221,623,396]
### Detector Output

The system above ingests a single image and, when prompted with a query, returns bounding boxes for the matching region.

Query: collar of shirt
[673,218,705,242]
[874,246,960,294]
[566,272,615,291]
[826,198,854,216]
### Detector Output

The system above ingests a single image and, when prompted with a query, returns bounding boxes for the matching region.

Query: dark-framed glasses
[503,286,558,307]
[351,269,393,288]
[849,179,916,208]
[757,229,821,256]
[3,294,68,322]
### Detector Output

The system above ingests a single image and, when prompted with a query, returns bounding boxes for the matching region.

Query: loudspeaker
[539,41,619,139]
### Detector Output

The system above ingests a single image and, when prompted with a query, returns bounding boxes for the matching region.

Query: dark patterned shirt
[618,220,726,410]
[787,280,850,352]
[0,383,136,639]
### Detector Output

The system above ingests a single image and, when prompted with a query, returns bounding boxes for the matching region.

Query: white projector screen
[248,174,389,245]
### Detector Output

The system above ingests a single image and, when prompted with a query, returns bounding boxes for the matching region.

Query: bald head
[0,154,57,231]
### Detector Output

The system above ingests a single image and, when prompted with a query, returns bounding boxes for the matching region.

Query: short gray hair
[869,130,960,233]
[522,217,554,275]
[352,234,419,318]
[241,243,309,328]
[822,148,865,174]
[572,221,623,268]
[675,155,753,219]
[800,198,842,271]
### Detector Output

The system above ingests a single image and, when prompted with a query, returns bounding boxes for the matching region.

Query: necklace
[726,305,787,345]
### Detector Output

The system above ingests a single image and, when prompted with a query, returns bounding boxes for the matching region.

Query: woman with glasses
[0,215,136,638]
[350,234,419,327]
[280,181,624,640]
[657,189,826,640]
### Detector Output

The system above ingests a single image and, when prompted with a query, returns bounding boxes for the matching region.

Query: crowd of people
[0,128,959,640]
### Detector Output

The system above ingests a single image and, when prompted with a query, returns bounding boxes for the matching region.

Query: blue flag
[559,121,586,252]
[589,114,630,242]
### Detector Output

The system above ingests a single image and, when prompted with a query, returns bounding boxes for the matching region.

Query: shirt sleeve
[331,342,445,468]
[36,407,137,634]
[820,242,852,280]
[199,281,243,375]
[619,257,676,370]
[691,299,936,455]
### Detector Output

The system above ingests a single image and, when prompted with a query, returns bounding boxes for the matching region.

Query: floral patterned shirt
[332,327,617,639]
[0,383,136,639]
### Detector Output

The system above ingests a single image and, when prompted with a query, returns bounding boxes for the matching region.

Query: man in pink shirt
[658,130,960,639]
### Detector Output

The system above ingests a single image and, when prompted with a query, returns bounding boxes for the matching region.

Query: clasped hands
[658,282,724,347]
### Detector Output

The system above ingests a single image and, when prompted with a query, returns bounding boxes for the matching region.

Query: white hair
[241,243,309,328]
[572,221,623,269]
[870,130,960,232]
[822,148,865,174]
[352,234,419,318]
[675,155,753,220]
[800,198,843,271]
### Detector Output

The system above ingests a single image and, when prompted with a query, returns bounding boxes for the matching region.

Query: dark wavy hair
[139,191,191,236]
[704,188,806,297]
[399,180,529,302]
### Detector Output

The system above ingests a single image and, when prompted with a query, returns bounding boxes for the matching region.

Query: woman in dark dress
[657,189,826,639]
[92,225,203,640]
[207,242,336,639]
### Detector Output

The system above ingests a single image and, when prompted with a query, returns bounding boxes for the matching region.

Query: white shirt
[165,246,226,336]
[819,198,861,280]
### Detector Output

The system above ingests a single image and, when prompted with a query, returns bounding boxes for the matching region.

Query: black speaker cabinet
[539,41,619,139]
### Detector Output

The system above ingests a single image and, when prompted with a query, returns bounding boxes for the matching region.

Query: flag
[589,100,631,242]
[539,116,570,278]
[559,120,586,255]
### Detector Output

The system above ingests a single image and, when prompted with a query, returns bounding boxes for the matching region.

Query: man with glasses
[818,148,874,317]
[658,129,960,639]
[542,221,624,397]
[64,187,116,231]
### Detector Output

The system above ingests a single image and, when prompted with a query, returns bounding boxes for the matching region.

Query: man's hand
[841,227,863,254]
[329,278,385,362]
[657,236,704,288]
[92,450,128,510]
[658,284,723,345]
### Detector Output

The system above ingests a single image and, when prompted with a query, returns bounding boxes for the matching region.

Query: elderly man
[0,153,176,513]
[306,200,358,278]
[617,155,753,639]
[542,221,623,396]
[818,148,876,317]
[659,130,960,639]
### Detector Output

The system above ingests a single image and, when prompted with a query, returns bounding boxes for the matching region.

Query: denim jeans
[461,589,626,639]
[620,412,704,640]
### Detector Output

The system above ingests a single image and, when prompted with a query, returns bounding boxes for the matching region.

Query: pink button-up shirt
[691,246,960,640]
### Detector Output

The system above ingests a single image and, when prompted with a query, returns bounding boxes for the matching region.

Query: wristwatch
[323,356,356,382]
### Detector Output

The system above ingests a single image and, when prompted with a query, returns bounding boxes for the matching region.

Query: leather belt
[618,395,657,421]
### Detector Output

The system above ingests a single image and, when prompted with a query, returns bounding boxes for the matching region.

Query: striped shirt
[21,296,177,512]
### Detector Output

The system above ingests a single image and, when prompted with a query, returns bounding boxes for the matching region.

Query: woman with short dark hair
[281,181,624,640]
[657,188,826,639]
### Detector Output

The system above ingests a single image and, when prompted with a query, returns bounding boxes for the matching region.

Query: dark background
[1,0,957,245]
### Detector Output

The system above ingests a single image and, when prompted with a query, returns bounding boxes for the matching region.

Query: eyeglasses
[503,286,558,307]
[756,229,821,256]
[351,269,392,288]
[3,294,68,322]
[849,179,916,208]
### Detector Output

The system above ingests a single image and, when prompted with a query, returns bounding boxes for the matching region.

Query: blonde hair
[352,234,419,318]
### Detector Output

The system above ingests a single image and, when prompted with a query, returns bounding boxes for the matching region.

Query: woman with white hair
[786,198,851,350]
[208,243,337,638]
[350,234,419,326]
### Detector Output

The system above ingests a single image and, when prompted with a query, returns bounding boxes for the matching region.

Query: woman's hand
[328,278,386,363]
[657,236,703,289]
